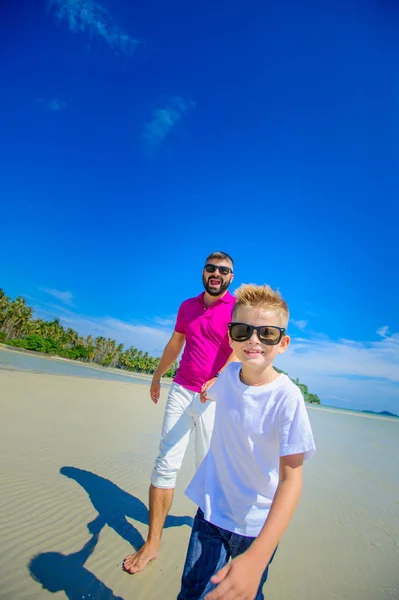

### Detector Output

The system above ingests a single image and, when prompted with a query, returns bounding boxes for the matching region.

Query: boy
[177,284,316,600]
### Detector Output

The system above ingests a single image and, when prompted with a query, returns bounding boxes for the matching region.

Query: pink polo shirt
[173,291,236,393]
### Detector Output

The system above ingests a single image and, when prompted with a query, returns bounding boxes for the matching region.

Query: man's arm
[205,453,304,600]
[200,350,239,403]
[150,331,185,404]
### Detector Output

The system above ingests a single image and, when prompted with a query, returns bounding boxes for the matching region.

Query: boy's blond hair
[232,284,289,327]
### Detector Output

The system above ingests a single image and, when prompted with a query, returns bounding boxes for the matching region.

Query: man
[123,251,237,574]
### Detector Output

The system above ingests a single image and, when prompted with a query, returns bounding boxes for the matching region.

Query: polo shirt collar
[197,290,234,305]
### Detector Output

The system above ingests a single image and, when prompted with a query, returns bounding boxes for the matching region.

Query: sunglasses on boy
[204,263,233,276]
[228,322,286,346]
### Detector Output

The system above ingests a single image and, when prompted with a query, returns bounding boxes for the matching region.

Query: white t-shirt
[185,362,316,537]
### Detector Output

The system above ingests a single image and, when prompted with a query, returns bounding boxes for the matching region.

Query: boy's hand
[200,377,217,403]
[205,553,264,600]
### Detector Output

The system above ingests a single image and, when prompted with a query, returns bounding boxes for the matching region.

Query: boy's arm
[200,350,239,403]
[205,453,304,600]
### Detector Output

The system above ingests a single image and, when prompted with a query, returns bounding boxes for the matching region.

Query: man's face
[202,259,234,296]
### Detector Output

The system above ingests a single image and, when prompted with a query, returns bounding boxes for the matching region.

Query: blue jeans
[177,509,276,600]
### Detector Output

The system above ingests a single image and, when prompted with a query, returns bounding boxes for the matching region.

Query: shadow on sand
[29,467,193,598]
[60,466,193,550]
[29,533,123,600]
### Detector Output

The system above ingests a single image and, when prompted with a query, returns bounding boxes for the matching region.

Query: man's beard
[202,274,231,296]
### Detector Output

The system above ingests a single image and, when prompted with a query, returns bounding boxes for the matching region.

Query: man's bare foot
[122,541,160,574]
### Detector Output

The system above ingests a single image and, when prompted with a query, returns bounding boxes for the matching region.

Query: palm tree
[0,288,10,313]
[26,319,44,335]
[0,290,10,330]
[1,296,33,339]
[66,328,79,346]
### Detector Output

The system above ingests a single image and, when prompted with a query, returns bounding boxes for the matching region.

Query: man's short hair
[232,284,289,327]
[205,251,234,269]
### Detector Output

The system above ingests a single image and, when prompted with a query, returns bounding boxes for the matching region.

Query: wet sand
[0,369,398,600]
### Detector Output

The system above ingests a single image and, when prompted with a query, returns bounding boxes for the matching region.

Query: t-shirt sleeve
[174,302,185,334]
[278,393,316,461]
[206,373,223,403]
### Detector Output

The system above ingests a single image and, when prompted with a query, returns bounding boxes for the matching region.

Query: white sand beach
[0,368,398,600]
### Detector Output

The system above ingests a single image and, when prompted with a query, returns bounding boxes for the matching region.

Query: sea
[0,347,160,386]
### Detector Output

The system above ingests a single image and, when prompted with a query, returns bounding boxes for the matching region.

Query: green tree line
[274,368,320,404]
[0,288,320,402]
[0,289,177,377]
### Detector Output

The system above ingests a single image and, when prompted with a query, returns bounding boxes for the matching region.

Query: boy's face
[229,306,290,368]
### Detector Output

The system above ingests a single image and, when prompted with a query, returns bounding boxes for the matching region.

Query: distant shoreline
[1,344,397,420]
[0,343,166,384]
[306,402,399,422]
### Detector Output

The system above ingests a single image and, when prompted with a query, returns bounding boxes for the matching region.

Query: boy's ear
[277,335,290,355]
[228,334,234,349]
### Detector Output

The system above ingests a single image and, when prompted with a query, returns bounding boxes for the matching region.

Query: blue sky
[1,0,398,413]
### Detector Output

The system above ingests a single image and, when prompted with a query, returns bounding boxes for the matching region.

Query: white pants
[151,383,216,489]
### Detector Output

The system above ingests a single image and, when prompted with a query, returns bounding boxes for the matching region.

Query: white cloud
[142,97,196,149]
[32,302,173,356]
[37,97,68,111]
[154,316,177,326]
[290,319,307,330]
[47,0,139,55]
[37,96,68,111]
[276,333,399,414]
[377,325,389,338]
[40,288,75,307]
[47,97,67,111]
[288,335,399,382]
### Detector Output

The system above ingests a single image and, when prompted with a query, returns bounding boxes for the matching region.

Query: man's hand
[150,378,161,404]
[200,377,217,403]
[205,553,264,600]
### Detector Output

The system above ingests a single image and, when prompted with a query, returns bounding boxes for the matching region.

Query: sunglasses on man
[228,322,286,346]
[204,263,233,276]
